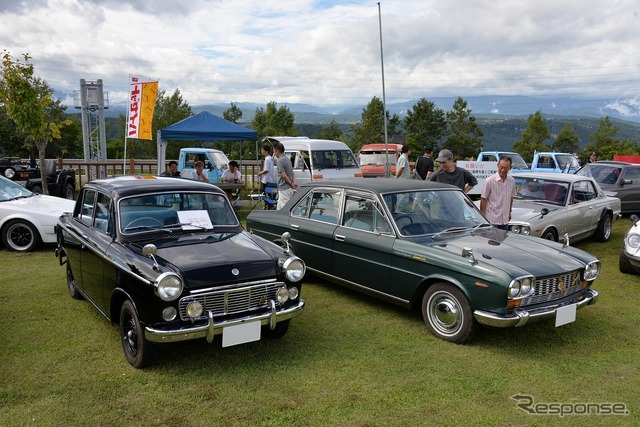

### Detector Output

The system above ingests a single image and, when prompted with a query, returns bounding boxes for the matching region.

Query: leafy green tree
[223,103,243,123]
[583,116,640,160]
[403,98,446,155]
[444,97,483,159]
[0,104,25,156]
[512,111,551,163]
[349,96,400,152]
[317,119,345,141]
[252,102,297,141]
[552,123,580,154]
[0,51,71,194]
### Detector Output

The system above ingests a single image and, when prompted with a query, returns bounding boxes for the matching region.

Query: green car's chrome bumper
[473,289,598,328]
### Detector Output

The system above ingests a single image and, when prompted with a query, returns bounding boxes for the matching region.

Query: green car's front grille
[521,271,583,306]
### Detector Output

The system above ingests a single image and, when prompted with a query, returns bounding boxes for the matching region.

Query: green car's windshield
[383,189,487,236]
[119,192,238,234]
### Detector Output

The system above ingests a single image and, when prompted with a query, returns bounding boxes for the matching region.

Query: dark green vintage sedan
[247,179,600,343]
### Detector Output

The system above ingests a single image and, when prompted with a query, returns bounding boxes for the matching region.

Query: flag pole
[378,2,390,177]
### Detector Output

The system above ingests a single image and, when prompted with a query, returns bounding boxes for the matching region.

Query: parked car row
[3,149,638,368]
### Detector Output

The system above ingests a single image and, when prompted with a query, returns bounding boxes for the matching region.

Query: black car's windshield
[514,177,569,205]
[119,192,238,234]
[383,189,487,236]
[576,164,622,185]
[0,177,34,201]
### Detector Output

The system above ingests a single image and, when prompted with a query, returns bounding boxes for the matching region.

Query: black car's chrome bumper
[144,299,305,344]
[473,289,598,328]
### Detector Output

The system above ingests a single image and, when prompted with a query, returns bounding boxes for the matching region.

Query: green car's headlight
[155,272,183,301]
[508,275,535,299]
[583,261,600,281]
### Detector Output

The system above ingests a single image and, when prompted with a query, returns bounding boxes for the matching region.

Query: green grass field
[0,216,638,426]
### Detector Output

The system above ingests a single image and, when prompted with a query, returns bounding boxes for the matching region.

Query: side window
[342,194,391,233]
[291,189,341,224]
[95,193,112,234]
[77,190,96,226]
[573,181,596,203]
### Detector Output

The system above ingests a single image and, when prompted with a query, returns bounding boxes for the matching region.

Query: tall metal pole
[378,2,390,177]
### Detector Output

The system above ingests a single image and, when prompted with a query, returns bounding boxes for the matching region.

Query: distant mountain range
[97,95,640,124]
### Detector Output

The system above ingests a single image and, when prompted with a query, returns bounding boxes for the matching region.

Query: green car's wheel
[422,283,476,344]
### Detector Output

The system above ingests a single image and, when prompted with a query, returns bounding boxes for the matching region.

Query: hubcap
[429,292,462,335]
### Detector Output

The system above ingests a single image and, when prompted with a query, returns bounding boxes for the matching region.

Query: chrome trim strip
[144,299,305,344]
[190,278,278,295]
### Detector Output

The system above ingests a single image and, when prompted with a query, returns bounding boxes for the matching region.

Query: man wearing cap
[430,149,477,193]
[394,145,412,179]
[480,156,516,230]
[588,152,598,164]
[415,146,434,180]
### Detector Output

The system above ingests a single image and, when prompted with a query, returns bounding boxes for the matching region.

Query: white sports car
[620,215,640,275]
[0,175,75,251]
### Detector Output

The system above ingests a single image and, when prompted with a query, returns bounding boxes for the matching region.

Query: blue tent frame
[156,111,257,172]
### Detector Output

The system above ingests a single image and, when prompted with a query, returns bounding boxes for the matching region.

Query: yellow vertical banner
[127,76,158,140]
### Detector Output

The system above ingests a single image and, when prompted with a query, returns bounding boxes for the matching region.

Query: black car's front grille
[179,281,284,321]
[521,270,583,306]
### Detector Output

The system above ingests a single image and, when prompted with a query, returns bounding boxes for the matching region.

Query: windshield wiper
[163,222,210,230]
[124,225,172,233]
[432,226,470,239]
[471,223,493,233]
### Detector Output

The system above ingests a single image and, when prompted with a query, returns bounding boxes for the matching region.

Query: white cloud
[1,0,639,108]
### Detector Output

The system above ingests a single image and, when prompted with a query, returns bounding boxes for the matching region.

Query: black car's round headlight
[282,256,306,282]
[155,272,184,301]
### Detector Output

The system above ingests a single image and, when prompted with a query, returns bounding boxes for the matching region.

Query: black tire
[263,320,290,339]
[594,213,612,242]
[619,246,637,274]
[30,184,43,195]
[63,183,75,200]
[422,283,476,344]
[66,263,83,300]
[2,219,41,252]
[120,300,151,368]
[541,228,558,241]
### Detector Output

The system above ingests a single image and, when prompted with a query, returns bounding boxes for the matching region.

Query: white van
[264,137,362,184]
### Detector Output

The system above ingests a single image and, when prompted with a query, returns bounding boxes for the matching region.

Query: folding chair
[249,182,278,211]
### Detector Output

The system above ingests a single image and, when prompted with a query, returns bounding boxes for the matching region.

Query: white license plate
[222,321,261,347]
[555,304,577,327]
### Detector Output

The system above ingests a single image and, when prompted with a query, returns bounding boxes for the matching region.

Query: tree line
[2,51,640,177]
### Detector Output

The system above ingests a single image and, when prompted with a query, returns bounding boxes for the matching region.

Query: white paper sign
[177,210,213,230]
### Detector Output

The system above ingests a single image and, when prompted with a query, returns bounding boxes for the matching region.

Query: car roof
[299,178,457,192]
[513,172,593,182]
[84,175,225,198]
[587,161,633,166]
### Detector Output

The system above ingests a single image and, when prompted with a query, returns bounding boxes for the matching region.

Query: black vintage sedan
[247,179,600,343]
[55,176,305,368]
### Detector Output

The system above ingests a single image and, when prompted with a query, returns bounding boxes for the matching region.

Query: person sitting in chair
[222,161,242,183]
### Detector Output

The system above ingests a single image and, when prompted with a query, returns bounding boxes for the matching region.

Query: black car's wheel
[30,184,43,195]
[263,320,290,339]
[63,183,75,200]
[541,228,558,241]
[2,219,41,252]
[66,263,83,300]
[594,213,612,242]
[120,300,151,368]
[422,283,476,344]
[619,246,636,274]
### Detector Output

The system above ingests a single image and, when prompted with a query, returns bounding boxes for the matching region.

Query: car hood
[510,201,558,222]
[1,194,75,215]
[153,232,278,288]
[425,229,586,278]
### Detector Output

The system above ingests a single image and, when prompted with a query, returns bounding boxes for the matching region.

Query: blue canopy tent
[156,111,258,172]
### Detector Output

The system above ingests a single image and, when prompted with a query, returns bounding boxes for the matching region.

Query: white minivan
[264,137,362,184]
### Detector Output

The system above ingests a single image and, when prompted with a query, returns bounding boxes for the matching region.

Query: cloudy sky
[1,0,639,110]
